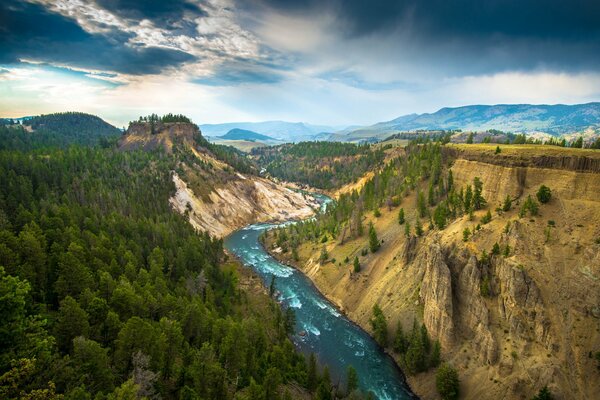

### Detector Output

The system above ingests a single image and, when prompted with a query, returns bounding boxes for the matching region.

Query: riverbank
[261,232,431,400]
[225,220,417,399]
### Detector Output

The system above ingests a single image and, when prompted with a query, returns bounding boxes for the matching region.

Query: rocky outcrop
[170,173,319,238]
[456,256,498,364]
[443,146,600,173]
[119,122,200,153]
[418,243,455,349]
[496,260,554,350]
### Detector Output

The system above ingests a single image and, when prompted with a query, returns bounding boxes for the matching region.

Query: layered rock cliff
[266,147,600,399]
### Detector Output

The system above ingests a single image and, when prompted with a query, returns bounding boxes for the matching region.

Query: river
[224,194,417,400]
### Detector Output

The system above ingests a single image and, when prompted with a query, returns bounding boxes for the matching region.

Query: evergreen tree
[417,191,427,218]
[436,363,460,400]
[472,177,486,210]
[464,185,473,211]
[353,257,361,273]
[55,296,90,353]
[430,340,441,368]
[502,195,512,211]
[463,227,471,242]
[320,246,329,262]
[531,386,553,400]
[404,221,411,238]
[393,322,408,354]
[536,185,552,204]
[346,365,359,395]
[398,208,405,225]
[415,218,423,236]
[269,275,276,297]
[481,209,492,224]
[433,203,447,229]
[491,242,501,255]
[368,223,380,253]
[466,132,474,144]
[370,304,388,347]
[307,353,318,392]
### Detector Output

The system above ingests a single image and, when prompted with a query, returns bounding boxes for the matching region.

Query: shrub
[536,185,552,204]
[481,210,492,224]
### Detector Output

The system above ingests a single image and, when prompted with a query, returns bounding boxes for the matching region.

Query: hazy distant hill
[199,121,343,142]
[219,128,276,142]
[341,103,600,141]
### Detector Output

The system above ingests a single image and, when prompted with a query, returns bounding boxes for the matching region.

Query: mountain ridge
[341,102,600,141]
[219,128,277,142]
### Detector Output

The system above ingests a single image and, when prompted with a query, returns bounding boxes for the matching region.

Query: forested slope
[0,116,369,399]
[252,142,386,190]
[0,112,121,150]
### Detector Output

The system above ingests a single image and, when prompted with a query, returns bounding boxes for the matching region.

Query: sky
[1,0,600,127]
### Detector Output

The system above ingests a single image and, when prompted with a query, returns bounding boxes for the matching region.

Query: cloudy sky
[1,0,600,127]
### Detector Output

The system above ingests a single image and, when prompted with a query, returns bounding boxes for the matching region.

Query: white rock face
[170,173,319,238]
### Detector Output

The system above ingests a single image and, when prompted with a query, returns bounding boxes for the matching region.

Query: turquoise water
[224,195,416,399]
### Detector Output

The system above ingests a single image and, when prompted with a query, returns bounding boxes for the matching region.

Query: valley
[1,112,599,400]
[264,142,600,400]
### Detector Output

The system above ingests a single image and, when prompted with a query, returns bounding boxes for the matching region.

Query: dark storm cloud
[250,0,600,72]
[253,0,600,38]
[0,1,195,74]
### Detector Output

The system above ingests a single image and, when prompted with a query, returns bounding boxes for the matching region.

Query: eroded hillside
[120,121,319,237]
[266,143,600,400]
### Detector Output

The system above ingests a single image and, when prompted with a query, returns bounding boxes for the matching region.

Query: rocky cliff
[120,122,320,238]
[119,122,199,153]
[266,146,600,399]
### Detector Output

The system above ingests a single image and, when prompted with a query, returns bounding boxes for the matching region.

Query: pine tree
[269,275,276,297]
[415,218,423,236]
[319,246,329,263]
[353,257,361,273]
[464,185,473,211]
[473,177,486,210]
[307,353,318,392]
[491,242,501,255]
[502,195,512,211]
[394,321,408,354]
[398,208,405,225]
[430,340,441,368]
[368,223,380,253]
[346,365,359,395]
[466,132,474,144]
[417,191,427,218]
[436,363,460,400]
[404,221,411,238]
[536,185,552,204]
[370,304,388,347]
[463,227,471,242]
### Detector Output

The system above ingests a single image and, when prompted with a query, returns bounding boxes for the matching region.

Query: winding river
[224,194,416,400]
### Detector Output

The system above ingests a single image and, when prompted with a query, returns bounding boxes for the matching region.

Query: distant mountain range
[218,128,277,142]
[199,121,344,142]
[337,103,600,142]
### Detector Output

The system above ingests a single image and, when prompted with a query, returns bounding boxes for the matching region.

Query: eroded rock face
[170,173,319,238]
[456,256,498,364]
[419,243,455,349]
[496,260,554,350]
[119,122,200,153]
